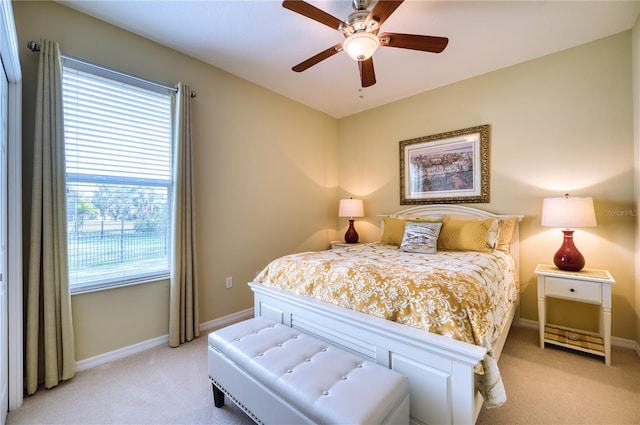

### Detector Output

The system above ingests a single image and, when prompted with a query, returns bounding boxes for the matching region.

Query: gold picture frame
[399,124,490,204]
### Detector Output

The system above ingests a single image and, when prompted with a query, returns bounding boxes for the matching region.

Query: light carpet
[477,326,640,424]
[7,335,254,425]
[7,326,640,424]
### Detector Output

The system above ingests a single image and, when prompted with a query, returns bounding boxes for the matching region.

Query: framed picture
[399,124,489,204]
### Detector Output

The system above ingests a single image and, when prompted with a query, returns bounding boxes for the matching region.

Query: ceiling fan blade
[366,0,404,30]
[379,32,449,53]
[358,58,376,88]
[282,0,348,32]
[292,43,343,72]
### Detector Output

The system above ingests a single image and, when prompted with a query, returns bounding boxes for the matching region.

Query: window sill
[70,273,170,296]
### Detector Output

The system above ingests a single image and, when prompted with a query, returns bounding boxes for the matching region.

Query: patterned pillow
[399,222,443,254]
[381,216,442,246]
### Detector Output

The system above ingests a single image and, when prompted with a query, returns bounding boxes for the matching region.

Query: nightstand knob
[570,288,575,292]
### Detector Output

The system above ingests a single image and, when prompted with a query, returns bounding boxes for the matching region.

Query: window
[62,59,173,292]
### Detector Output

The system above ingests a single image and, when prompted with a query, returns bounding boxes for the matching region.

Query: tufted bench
[208,317,410,425]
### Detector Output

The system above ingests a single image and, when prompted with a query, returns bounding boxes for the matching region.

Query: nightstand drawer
[545,277,601,304]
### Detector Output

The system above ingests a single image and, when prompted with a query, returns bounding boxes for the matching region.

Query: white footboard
[250,282,487,425]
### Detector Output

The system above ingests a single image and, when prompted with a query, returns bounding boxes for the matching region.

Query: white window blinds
[62,64,173,292]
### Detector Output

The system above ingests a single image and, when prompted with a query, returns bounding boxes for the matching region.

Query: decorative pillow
[380,217,407,246]
[437,216,499,252]
[381,216,441,246]
[399,222,443,254]
[496,216,518,252]
[440,214,500,251]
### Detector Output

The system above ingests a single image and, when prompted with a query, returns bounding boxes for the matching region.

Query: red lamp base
[344,219,359,243]
[553,230,585,271]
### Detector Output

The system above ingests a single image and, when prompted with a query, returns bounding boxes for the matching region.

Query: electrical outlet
[225,276,232,289]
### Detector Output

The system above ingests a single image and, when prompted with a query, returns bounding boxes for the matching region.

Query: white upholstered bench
[208,317,410,425]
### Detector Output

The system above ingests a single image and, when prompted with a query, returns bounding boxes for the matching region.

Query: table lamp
[541,194,596,271]
[338,198,364,243]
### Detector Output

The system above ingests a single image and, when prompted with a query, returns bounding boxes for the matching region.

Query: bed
[249,205,522,425]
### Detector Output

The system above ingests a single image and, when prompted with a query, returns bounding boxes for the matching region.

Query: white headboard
[387,204,522,221]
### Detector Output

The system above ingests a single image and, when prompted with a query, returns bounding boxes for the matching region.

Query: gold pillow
[437,216,498,252]
[380,217,407,246]
[441,214,500,250]
[381,216,442,246]
[496,216,518,252]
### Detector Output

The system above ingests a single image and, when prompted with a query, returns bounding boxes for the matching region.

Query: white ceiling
[57,1,640,119]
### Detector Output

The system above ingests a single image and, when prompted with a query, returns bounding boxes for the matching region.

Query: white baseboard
[516,318,640,355]
[75,334,169,372]
[75,308,254,372]
[199,308,254,333]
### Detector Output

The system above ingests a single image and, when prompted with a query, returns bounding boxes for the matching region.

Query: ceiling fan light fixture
[343,32,379,61]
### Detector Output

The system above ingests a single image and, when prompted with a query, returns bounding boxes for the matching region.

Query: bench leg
[212,383,225,408]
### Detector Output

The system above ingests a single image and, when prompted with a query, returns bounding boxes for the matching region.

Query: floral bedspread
[253,243,519,407]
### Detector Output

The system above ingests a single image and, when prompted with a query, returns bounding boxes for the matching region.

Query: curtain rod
[27,41,196,98]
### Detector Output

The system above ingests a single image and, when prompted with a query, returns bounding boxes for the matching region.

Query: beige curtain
[169,82,199,347]
[26,40,75,395]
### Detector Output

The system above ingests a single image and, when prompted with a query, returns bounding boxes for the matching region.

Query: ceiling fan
[283,0,449,88]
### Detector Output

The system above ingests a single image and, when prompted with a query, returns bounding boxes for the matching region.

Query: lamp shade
[541,195,596,229]
[338,198,364,218]
[343,32,379,61]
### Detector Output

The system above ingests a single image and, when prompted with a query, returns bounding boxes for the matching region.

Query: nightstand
[535,264,615,365]
[330,241,361,249]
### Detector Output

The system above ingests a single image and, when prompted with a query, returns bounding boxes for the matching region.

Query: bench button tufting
[209,318,411,424]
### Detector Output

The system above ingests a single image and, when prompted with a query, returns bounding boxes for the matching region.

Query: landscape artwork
[400,125,489,204]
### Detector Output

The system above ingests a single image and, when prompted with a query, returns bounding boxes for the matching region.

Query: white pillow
[399,222,443,254]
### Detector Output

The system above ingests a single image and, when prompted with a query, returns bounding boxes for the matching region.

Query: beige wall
[338,32,636,340]
[633,15,640,349]
[14,1,339,360]
[14,1,638,361]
